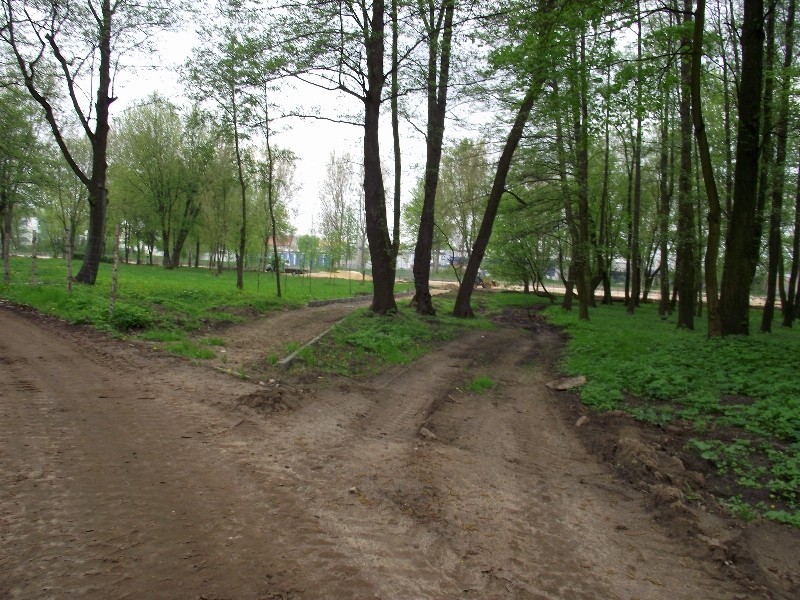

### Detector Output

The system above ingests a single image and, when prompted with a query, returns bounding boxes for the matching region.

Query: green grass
[0,256,411,337]
[546,300,800,526]
[166,340,217,360]
[295,297,492,376]
[467,375,496,393]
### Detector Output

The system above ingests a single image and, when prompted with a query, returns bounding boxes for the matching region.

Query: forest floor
[1,298,798,599]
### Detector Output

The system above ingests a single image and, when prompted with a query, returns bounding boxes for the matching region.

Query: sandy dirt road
[0,301,797,599]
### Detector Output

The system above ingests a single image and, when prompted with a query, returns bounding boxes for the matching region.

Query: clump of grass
[467,375,495,393]
[200,336,225,346]
[139,330,184,342]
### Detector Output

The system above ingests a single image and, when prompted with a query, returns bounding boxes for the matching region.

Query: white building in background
[17,217,39,247]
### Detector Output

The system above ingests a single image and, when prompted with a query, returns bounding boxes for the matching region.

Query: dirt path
[1,302,797,599]
[197,301,367,376]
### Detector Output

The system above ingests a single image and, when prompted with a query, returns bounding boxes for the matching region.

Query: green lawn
[0,255,409,335]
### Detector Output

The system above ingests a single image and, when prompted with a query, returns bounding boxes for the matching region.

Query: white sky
[111,28,428,238]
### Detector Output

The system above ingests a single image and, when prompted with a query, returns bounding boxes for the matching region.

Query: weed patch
[467,375,496,393]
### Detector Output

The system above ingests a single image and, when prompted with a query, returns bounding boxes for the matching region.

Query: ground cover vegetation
[547,301,800,526]
[0,255,395,356]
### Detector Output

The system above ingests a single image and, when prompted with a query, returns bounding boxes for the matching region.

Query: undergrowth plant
[546,301,800,526]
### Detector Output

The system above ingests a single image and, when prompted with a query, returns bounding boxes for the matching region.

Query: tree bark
[657,85,672,317]
[574,29,592,321]
[719,0,765,335]
[783,161,800,326]
[5,0,116,285]
[691,0,723,336]
[628,2,643,315]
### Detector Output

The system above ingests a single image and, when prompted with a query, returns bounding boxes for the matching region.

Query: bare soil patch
[0,301,798,599]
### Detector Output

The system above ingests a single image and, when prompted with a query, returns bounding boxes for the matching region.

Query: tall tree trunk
[692,0,723,336]
[264,100,282,298]
[412,0,454,316]
[719,0,765,335]
[596,38,613,306]
[2,196,11,285]
[657,85,672,316]
[554,81,578,313]
[762,0,794,332]
[628,2,643,315]
[364,0,397,315]
[676,0,696,329]
[232,88,247,291]
[391,0,402,266]
[783,161,800,326]
[453,81,542,318]
[574,29,592,320]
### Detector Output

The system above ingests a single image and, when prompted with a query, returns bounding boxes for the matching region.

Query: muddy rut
[0,302,795,599]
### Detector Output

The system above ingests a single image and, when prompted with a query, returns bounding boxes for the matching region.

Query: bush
[109,304,153,331]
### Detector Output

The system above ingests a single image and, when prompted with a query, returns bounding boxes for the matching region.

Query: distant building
[18,217,39,247]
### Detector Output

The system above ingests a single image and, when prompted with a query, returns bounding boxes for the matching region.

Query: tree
[718,0,765,335]
[689,0,724,336]
[411,0,455,315]
[274,0,400,313]
[1,0,176,284]
[113,95,203,269]
[319,151,357,271]
[0,81,43,282]
[185,0,263,289]
[37,140,90,260]
[453,84,543,317]
[762,0,796,332]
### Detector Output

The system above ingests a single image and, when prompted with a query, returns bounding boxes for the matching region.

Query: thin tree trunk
[676,0,696,329]
[264,99,282,298]
[692,0,723,336]
[597,38,613,306]
[391,0,402,265]
[453,81,543,318]
[2,199,11,285]
[412,0,454,316]
[783,161,800,326]
[629,2,643,315]
[762,0,794,332]
[575,29,592,320]
[658,86,672,316]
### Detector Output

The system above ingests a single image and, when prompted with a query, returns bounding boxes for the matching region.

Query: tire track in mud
[0,308,373,599]
[0,305,779,599]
